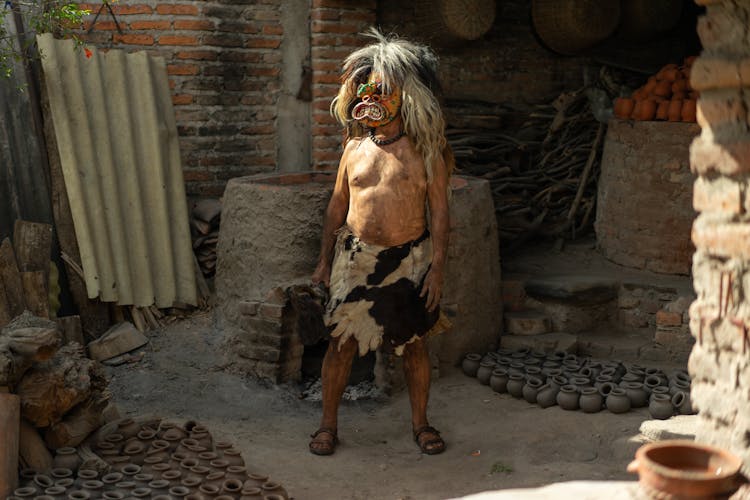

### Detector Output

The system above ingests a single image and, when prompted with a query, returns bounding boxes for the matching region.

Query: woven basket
[416,0,496,46]
[532,0,621,55]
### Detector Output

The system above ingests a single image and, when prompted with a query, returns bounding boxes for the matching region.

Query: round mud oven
[215,172,502,386]
[595,119,700,275]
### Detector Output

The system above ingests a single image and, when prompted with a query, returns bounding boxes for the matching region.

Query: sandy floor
[105,310,658,500]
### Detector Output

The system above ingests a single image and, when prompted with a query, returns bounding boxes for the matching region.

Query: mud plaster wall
[688,1,750,474]
[595,119,699,275]
[214,174,502,380]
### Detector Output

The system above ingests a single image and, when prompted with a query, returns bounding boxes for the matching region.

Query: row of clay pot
[462,349,695,419]
[13,417,289,500]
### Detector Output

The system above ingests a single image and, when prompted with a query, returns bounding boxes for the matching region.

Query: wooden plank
[13,220,52,273]
[0,281,10,328]
[20,271,48,319]
[40,77,111,339]
[56,315,83,345]
[0,238,26,318]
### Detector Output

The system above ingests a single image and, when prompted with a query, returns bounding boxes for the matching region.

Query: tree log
[16,343,107,427]
[44,390,110,449]
[19,418,52,472]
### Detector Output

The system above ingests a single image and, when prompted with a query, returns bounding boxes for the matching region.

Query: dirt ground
[105,308,662,500]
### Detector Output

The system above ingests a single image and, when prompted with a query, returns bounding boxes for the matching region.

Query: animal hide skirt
[325,227,451,356]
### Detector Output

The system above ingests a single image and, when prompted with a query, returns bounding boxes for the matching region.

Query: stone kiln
[595,119,700,275]
[215,172,502,387]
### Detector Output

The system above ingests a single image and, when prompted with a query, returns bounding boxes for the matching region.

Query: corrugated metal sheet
[37,34,196,308]
[0,17,54,240]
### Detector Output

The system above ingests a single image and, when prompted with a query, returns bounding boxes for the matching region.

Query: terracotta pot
[122,441,146,463]
[643,375,662,395]
[240,486,263,497]
[147,479,170,496]
[44,485,66,499]
[190,432,212,450]
[168,485,190,499]
[180,476,202,493]
[132,487,151,498]
[197,451,218,467]
[556,385,579,411]
[655,100,669,120]
[161,470,182,485]
[198,484,220,498]
[221,478,243,497]
[668,100,683,122]
[115,419,140,440]
[66,490,90,500]
[54,478,74,490]
[34,474,55,490]
[203,471,226,489]
[669,379,690,397]
[132,473,153,488]
[627,440,742,498]
[225,465,247,482]
[209,459,230,471]
[79,480,103,499]
[260,481,288,499]
[222,449,244,467]
[50,468,73,481]
[244,474,269,488]
[149,463,171,480]
[188,465,211,483]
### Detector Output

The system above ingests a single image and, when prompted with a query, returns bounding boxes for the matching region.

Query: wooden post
[0,391,20,498]
[0,238,26,318]
[20,271,49,319]
[13,220,52,274]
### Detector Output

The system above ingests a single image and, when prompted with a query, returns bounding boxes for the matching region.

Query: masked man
[309,29,453,456]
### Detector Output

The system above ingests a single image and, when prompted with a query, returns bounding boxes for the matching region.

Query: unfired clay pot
[606,388,631,414]
[461,353,482,377]
[579,387,603,413]
[489,368,509,393]
[556,385,579,411]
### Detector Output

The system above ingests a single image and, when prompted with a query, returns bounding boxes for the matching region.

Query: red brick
[311,8,340,21]
[311,20,366,34]
[245,38,281,49]
[155,4,199,15]
[656,310,683,327]
[174,20,215,30]
[84,20,118,31]
[183,169,214,182]
[241,125,275,135]
[158,35,199,46]
[113,34,154,45]
[262,24,283,36]
[176,50,217,61]
[129,20,171,30]
[246,66,280,77]
[167,64,200,76]
[172,94,194,105]
[110,4,152,14]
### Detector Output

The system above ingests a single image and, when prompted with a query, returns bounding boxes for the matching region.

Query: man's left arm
[421,151,450,312]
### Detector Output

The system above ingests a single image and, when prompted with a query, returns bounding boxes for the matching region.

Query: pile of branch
[448,88,606,251]
[191,199,221,279]
[1,312,111,471]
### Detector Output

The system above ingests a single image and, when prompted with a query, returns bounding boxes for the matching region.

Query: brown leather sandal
[413,425,446,455]
[309,427,339,456]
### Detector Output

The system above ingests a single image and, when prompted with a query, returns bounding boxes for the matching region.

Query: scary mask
[351,73,401,128]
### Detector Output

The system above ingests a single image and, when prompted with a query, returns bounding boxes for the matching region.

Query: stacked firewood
[1,312,111,471]
[447,88,604,251]
[191,199,221,279]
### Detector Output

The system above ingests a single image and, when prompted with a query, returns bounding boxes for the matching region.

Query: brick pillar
[688,0,750,474]
[310,0,376,171]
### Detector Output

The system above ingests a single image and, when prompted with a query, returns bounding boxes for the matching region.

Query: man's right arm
[311,142,352,287]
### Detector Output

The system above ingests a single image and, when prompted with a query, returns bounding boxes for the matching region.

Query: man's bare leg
[403,337,445,454]
[309,336,357,455]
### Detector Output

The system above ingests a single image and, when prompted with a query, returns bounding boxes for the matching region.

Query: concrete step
[499,331,578,353]
[504,310,552,335]
[524,274,619,305]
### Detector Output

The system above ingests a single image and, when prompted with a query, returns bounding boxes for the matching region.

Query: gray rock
[524,275,619,305]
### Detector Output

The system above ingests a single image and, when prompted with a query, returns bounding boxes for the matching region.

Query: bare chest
[348,142,426,191]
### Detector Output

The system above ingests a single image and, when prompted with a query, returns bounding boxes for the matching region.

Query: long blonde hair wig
[331,28,449,182]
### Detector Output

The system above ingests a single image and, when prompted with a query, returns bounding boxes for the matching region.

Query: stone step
[499,331,578,353]
[524,274,619,305]
[504,310,551,335]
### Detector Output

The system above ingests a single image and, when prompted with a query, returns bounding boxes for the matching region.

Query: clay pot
[569,376,591,393]
[101,473,123,487]
[619,373,641,387]
[606,388,631,414]
[147,480,170,496]
[161,470,182,484]
[524,366,542,380]
[221,478,244,497]
[682,99,697,122]
[79,480,103,499]
[506,373,526,399]
[45,485,67,499]
[649,393,674,419]
[594,375,613,391]
[122,441,146,463]
[198,484,220,498]
[103,433,125,449]
[120,464,141,478]
[113,481,136,496]
[197,451,218,467]
[547,375,567,392]
[13,487,37,498]
[51,468,73,481]
[66,491,91,500]
[169,452,190,470]
[53,448,81,473]
[188,465,211,483]
[169,485,190,499]
[655,100,669,120]
[522,376,544,404]
[522,357,541,369]
[149,463,171,480]
[261,482,288,499]
[74,469,98,487]
[222,449,245,467]
[203,471,226,489]
[102,492,124,500]
[669,379,690,397]
[496,356,512,369]
[579,387,603,413]
[649,386,670,404]
[624,382,649,408]
[489,368,509,393]
[476,360,495,385]
[115,419,140,440]
[614,97,635,119]
[673,370,691,385]
[508,361,525,376]
[245,474,269,488]
[54,478,74,490]
[209,458,230,471]
[132,473,153,488]
[19,468,37,488]
[106,456,130,472]
[190,431,212,450]
[214,441,233,456]
[35,474,55,490]
[240,486,263,497]
[643,375,662,395]
[668,100,683,122]
[556,385,579,411]
[671,391,695,415]
[535,384,558,409]
[461,353,482,377]
[181,476,202,493]
[132,488,151,498]
[176,439,201,457]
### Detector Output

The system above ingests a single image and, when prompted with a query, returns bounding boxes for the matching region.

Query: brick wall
[309,0,376,171]
[688,1,750,474]
[595,120,699,275]
[77,0,285,197]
